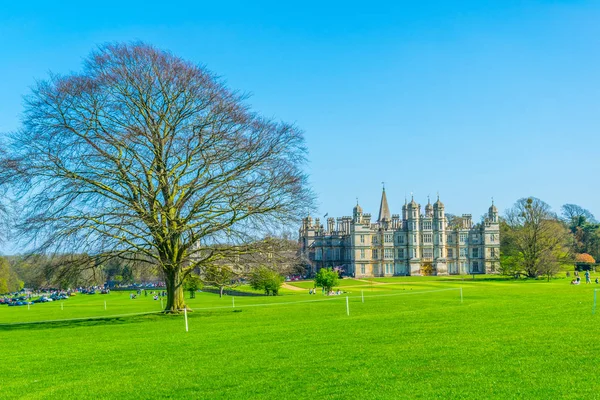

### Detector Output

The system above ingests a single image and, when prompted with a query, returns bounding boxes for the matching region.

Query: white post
[361,290,364,303]
[460,287,463,304]
[160,298,164,310]
[346,296,350,316]
[104,300,107,311]
[232,297,235,308]
[184,307,189,332]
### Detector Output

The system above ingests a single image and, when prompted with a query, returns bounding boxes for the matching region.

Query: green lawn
[1,278,599,399]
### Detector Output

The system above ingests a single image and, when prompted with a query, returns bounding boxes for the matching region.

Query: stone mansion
[299,189,500,277]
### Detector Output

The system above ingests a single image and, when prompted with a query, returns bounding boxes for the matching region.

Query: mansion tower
[299,189,500,277]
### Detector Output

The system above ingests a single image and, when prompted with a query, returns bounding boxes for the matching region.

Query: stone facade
[299,189,500,277]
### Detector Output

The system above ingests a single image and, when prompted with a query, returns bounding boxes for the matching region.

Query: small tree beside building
[249,266,284,296]
[315,267,339,293]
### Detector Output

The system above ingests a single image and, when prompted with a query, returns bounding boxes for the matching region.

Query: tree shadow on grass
[0,312,171,332]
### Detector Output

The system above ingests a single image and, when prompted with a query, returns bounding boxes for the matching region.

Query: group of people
[308,288,345,296]
[570,270,598,285]
[130,289,168,300]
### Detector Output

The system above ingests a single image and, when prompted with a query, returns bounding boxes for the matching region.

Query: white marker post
[232,297,235,308]
[361,290,364,303]
[184,307,189,332]
[160,298,164,310]
[460,287,463,304]
[346,296,350,316]
[104,300,107,311]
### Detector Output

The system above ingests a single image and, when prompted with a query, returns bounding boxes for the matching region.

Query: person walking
[585,270,591,284]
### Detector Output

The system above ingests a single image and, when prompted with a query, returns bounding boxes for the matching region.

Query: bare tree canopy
[561,204,597,225]
[0,42,313,311]
[503,197,570,278]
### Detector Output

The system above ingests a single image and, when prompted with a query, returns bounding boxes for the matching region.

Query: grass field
[1,277,599,399]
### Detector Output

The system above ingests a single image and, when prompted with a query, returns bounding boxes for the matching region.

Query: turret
[488,200,498,223]
[353,200,363,223]
[433,194,445,219]
[425,196,433,217]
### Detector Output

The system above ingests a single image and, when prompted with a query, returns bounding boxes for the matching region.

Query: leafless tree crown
[1,42,314,278]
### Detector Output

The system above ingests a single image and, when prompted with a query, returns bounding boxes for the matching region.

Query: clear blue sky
[1,1,600,253]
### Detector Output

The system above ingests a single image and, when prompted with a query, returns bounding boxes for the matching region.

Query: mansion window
[423,234,432,243]
[360,249,365,259]
[361,265,365,274]
[459,247,467,257]
[472,261,480,272]
[397,235,405,244]
[385,263,393,274]
[360,235,365,244]
[373,249,379,260]
[491,248,498,257]
[447,248,453,258]
[315,249,322,260]
[397,249,404,258]
[423,248,433,259]
[472,248,479,258]
[423,221,432,230]
[385,248,393,259]
[472,235,479,243]
[490,234,497,242]
[385,234,393,243]
[459,233,467,243]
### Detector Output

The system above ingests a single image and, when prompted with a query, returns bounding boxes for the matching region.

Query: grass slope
[1,278,599,399]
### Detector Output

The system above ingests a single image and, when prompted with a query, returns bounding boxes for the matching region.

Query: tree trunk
[164,268,186,313]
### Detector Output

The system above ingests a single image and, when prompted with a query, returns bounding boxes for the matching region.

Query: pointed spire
[378,187,391,222]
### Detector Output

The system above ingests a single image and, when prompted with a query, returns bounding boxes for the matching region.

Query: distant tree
[575,253,595,264]
[0,42,313,312]
[0,257,23,293]
[249,266,284,296]
[538,249,562,282]
[315,267,339,293]
[561,204,597,226]
[183,274,202,299]
[503,197,571,278]
[200,264,239,298]
[420,262,434,276]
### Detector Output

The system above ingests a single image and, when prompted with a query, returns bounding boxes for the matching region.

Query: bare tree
[561,204,597,226]
[199,264,240,298]
[504,198,570,278]
[0,42,313,312]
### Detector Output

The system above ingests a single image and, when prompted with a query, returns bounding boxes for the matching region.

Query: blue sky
[1,1,600,252]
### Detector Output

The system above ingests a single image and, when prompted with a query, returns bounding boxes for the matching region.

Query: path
[350,278,384,285]
[282,283,306,291]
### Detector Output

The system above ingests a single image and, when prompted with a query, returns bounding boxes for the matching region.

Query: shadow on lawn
[0,312,169,332]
